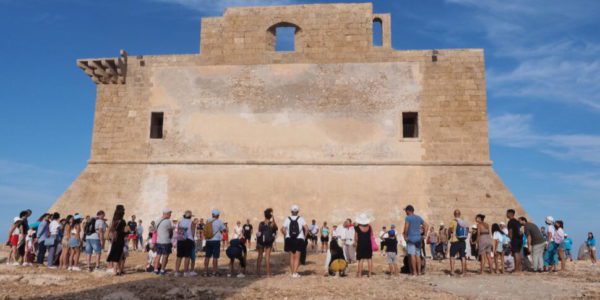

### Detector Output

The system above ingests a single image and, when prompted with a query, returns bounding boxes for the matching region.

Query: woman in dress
[59,215,73,269]
[68,214,83,271]
[476,214,493,274]
[353,213,373,277]
[320,222,330,253]
[106,205,129,276]
[587,232,597,264]
[256,208,277,277]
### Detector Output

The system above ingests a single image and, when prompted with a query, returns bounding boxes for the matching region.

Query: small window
[275,26,296,51]
[150,112,164,139]
[403,112,418,138]
[373,18,383,47]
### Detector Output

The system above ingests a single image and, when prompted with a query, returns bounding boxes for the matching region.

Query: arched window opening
[373,18,383,47]
[268,22,301,52]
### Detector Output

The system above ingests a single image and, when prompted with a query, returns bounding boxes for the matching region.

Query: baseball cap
[390,224,396,228]
[163,208,172,214]
[291,205,299,212]
[388,229,396,236]
[545,216,554,224]
[73,214,82,220]
[212,209,220,216]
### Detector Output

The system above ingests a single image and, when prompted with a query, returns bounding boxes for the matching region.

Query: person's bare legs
[590,249,597,264]
[410,255,417,276]
[514,252,522,273]
[203,256,210,274]
[415,255,422,275]
[486,253,493,273]
[175,256,182,273]
[356,259,363,277]
[449,256,455,275]
[559,249,566,271]
[265,247,272,276]
[292,252,301,274]
[183,257,190,273]
[212,258,218,274]
[461,257,467,275]
[256,248,264,276]
[367,259,373,277]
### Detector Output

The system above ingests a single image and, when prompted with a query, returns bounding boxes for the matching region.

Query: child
[326,238,347,277]
[385,226,399,276]
[226,238,247,278]
[146,244,158,272]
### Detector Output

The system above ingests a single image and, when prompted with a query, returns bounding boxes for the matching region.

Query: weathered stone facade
[52,3,524,227]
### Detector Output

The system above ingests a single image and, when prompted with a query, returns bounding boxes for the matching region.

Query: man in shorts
[308,219,319,252]
[281,204,309,278]
[153,208,173,275]
[402,205,428,276]
[84,210,106,272]
[127,215,138,251]
[447,209,468,276]
[204,209,227,276]
[242,219,253,249]
[507,209,523,273]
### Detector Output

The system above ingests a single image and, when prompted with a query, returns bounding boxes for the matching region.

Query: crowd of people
[5,204,598,279]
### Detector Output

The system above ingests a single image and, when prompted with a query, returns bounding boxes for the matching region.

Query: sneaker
[227,273,232,278]
[72,266,81,272]
[12,262,21,266]
[292,273,301,278]
[160,270,167,276]
[237,273,245,278]
[48,266,57,270]
[67,266,72,271]
[188,271,198,276]
[106,268,115,274]
[174,272,182,277]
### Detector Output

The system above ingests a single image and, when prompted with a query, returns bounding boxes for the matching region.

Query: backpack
[84,218,96,236]
[259,222,275,244]
[455,219,468,240]
[176,223,187,241]
[288,217,300,239]
[203,220,215,240]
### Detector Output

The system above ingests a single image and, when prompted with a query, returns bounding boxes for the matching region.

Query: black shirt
[127,221,137,233]
[385,237,398,253]
[242,224,253,236]
[507,218,522,243]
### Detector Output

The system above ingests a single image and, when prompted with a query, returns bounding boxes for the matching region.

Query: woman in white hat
[6,216,24,266]
[353,213,373,277]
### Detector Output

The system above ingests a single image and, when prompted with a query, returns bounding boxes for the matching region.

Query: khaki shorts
[386,252,398,264]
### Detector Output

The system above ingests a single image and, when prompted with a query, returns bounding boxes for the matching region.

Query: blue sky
[0,0,598,247]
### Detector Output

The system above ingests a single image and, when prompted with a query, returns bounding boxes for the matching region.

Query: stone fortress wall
[52,3,524,228]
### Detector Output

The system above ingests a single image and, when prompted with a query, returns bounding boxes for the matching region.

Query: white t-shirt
[309,224,319,235]
[49,220,60,235]
[547,225,556,241]
[178,218,194,240]
[342,226,355,245]
[283,216,306,240]
[233,225,243,239]
[553,228,565,244]
[156,218,174,244]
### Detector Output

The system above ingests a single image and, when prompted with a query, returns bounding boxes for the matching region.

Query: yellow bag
[329,259,347,272]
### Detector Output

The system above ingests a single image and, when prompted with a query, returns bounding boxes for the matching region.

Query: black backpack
[260,222,275,244]
[288,217,300,239]
[85,218,96,236]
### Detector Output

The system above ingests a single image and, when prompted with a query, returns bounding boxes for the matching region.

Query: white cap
[545,216,554,224]
[440,222,444,226]
[163,208,172,214]
[291,205,299,212]
[499,221,506,226]
[13,217,20,223]
[212,209,220,216]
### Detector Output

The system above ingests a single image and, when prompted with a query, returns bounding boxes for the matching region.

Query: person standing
[35,213,51,265]
[174,210,196,277]
[554,220,567,271]
[136,220,144,251]
[127,215,138,251]
[544,216,559,271]
[491,223,507,274]
[68,214,83,271]
[587,232,597,264]
[426,227,438,260]
[385,225,399,276]
[233,221,243,240]
[341,219,356,263]
[84,210,106,272]
[308,220,319,252]
[354,214,374,277]
[153,208,173,275]
[475,214,493,274]
[378,226,388,256]
[203,209,227,276]
[256,208,277,277]
[281,205,308,278]
[563,234,573,262]
[438,224,449,259]
[106,205,129,276]
[6,216,24,266]
[506,209,523,273]
[46,212,61,269]
[448,209,468,276]
[402,205,428,276]
[242,220,253,249]
[320,222,330,253]
[519,217,545,272]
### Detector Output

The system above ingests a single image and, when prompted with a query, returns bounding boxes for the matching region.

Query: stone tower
[52,3,525,227]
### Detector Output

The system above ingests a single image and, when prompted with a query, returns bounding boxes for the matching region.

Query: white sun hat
[356,213,370,225]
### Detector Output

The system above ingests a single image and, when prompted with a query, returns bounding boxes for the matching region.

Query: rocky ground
[0,245,599,299]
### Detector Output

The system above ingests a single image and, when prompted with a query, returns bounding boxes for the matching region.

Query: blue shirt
[36,220,48,241]
[563,237,573,250]
[405,214,424,243]
[207,218,226,242]
[588,238,596,247]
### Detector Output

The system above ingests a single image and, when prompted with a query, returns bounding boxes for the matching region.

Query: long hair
[37,213,49,222]
[491,223,501,235]
[111,205,125,231]
[589,232,595,240]
[330,238,343,256]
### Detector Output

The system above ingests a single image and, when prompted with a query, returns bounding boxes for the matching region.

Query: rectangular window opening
[403,112,418,138]
[275,26,296,52]
[150,112,164,139]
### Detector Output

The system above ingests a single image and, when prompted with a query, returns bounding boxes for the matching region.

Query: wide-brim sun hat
[356,213,370,225]
[545,216,554,224]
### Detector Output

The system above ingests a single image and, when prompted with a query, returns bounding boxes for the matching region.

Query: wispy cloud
[446,0,600,111]
[152,0,299,15]
[0,160,68,206]
[489,114,600,164]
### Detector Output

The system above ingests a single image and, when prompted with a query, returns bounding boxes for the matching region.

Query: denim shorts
[205,240,221,259]
[69,237,81,248]
[406,241,422,256]
[85,239,102,254]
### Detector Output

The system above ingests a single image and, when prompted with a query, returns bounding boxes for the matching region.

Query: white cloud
[489,114,600,164]
[446,0,600,111]
[152,0,299,15]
